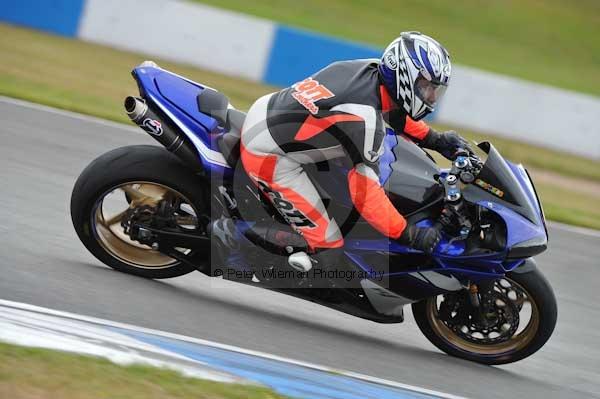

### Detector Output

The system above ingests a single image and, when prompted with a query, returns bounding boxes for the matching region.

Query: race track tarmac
[1,98,599,398]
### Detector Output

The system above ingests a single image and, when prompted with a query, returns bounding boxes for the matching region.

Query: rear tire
[412,266,557,364]
[71,145,209,279]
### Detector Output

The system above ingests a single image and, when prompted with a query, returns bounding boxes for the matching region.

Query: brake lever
[469,153,483,168]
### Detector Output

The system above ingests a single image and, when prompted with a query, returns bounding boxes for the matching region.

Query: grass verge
[536,183,600,231]
[192,0,600,97]
[0,23,598,229]
[0,23,275,124]
[0,341,285,399]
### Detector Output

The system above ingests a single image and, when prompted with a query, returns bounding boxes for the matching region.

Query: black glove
[398,225,442,255]
[422,130,471,160]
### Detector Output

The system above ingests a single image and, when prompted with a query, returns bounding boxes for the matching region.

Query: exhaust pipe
[124,96,203,172]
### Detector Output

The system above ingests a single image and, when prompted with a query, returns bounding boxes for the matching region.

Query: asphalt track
[1,98,599,398]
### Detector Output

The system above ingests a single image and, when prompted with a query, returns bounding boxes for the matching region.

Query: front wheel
[412,266,557,365]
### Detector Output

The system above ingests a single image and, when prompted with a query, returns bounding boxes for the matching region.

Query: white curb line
[0,299,466,399]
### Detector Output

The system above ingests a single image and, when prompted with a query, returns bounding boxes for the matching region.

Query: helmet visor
[414,74,447,108]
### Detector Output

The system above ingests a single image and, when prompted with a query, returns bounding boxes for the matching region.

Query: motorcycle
[71,61,557,365]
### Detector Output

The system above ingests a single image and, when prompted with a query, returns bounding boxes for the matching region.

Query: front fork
[466,279,497,325]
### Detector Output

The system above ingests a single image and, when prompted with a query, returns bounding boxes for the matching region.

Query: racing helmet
[378,32,451,120]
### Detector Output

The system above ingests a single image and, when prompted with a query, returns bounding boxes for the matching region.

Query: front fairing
[466,143,542,225]
[463,142,547,259]
[341,141,549,304]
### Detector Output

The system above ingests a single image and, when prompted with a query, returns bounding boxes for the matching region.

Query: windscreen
[464,142,540,224]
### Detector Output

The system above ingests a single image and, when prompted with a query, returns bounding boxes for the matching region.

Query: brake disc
[439,287,521,345]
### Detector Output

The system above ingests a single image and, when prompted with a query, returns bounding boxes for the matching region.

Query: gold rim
[92,182,198,269]
[426,278,540,355]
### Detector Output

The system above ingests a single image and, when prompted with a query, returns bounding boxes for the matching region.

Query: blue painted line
[114,327,444,399]
[0,0,86,37]
[263,25,381,87]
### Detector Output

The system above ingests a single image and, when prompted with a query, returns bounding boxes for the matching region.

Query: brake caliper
[122,205,158,246]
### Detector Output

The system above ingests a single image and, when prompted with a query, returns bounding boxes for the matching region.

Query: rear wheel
[412,267,557,364]
[71,145,209,279]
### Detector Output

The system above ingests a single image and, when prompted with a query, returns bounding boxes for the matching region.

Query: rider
[240,32,470,286]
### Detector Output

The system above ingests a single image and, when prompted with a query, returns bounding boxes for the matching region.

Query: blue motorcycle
[71,62,557,365]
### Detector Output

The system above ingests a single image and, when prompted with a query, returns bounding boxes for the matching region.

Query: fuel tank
[382,134,443,214]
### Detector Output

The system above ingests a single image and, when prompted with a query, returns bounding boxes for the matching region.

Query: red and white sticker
[142,118,163,136]
[291,78,334,114]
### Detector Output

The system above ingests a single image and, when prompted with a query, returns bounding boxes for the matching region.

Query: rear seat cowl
[197,88,229,126]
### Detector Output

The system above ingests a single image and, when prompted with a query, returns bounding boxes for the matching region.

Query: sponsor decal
[291,78,334,115]
[443,63,451,76]
[383,50,398,70]
[475,178,505,198]
[366,149,381,163]
[257,181,316,228]
[428,47,441,77]
[142,118,163,136]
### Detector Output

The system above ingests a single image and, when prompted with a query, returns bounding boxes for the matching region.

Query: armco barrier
[1,0,85,37]
[2,0,599,159]
[79,0,275,81]
[263,25,380,86]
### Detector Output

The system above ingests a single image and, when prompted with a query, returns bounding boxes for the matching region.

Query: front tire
[412,266,557,365]
[71,145,209,279]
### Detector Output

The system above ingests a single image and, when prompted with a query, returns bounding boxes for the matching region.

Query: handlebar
[450,148,483,184]
[453,148,483,167]
[437,147,481,240]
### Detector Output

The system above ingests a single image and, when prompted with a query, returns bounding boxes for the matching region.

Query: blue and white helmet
[379,32,451,120]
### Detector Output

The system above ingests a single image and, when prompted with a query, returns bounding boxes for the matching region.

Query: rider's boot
[308,247,360,302]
